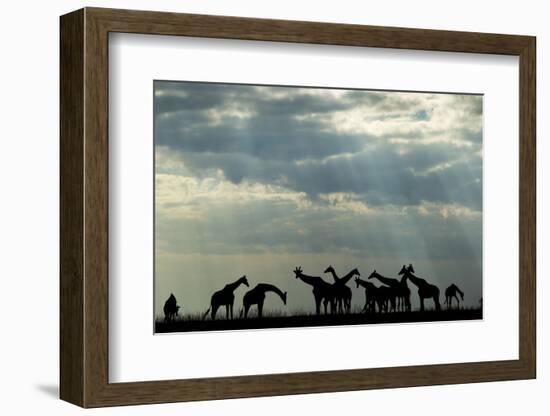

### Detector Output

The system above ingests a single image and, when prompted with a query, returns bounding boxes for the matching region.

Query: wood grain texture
[59,8,84,407]
[59,7,537,408]
[518,38,537,375]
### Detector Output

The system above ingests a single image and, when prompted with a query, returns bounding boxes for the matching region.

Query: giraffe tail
[202,306,211,321]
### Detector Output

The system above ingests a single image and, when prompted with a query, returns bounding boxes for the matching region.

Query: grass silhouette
[155,307,482,333]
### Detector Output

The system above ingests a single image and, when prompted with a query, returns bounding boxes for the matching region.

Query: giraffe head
[324,265,335,274]
[350,268,360,277]
[293,266,303,278]
[367,269,377,279]
[240,275,249,287]
[398,265,408,276]
[407,263,415,273]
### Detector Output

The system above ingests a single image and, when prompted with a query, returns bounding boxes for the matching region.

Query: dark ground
[155,308,483,333]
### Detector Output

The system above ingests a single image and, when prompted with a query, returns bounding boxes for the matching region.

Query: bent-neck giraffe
[202,275,249,320]
[444,284,464,309]
[242,283,287,318]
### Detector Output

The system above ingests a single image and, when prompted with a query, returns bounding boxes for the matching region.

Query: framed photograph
[60,7,536,407]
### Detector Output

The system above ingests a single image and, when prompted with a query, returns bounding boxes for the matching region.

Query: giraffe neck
[339,269,359,286]
[405,272,426,288]
[226,277,245,292]
[373,272,399,287]
[298,273,326,288]
[327,269,340,282]
[355,278,373,290]
[257,283,286,302]
[455,286,464,297]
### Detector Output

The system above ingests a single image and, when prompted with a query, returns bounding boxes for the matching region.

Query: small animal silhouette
[444,284,464,309]
[399,264,441,311]
[202,275,249,320]
[163,293,180,323]
[241,283,287,318]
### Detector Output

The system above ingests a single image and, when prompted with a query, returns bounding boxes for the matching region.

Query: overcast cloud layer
[154,81,483,318]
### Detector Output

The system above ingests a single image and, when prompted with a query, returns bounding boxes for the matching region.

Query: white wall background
[0,0,545,414]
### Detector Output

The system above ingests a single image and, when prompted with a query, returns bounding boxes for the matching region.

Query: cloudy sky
[154,80,483,319]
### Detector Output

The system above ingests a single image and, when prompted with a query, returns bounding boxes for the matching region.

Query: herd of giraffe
[162,263,465,322]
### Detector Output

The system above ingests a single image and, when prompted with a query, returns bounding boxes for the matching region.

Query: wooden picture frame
[60,7,536,408]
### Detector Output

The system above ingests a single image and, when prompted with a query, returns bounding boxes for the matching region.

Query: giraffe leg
[315,296,321,315]
[211,305,218,320]
[434,295,441,311]
[230,303,234,319]
[258,301,264,318]
[420,297,425,312]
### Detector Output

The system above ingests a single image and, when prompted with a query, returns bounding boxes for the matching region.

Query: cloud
[155,82,482,209]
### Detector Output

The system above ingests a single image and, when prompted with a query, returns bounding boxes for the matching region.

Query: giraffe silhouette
[354,277,393,313]
[444,284,464,309]
[324,265,359,313]
[293,266,335,315]
[399,264,441,311]
[241,283,287,318]
[163,293,180,323]
[202,275,249,320]
[368,270,411,312]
